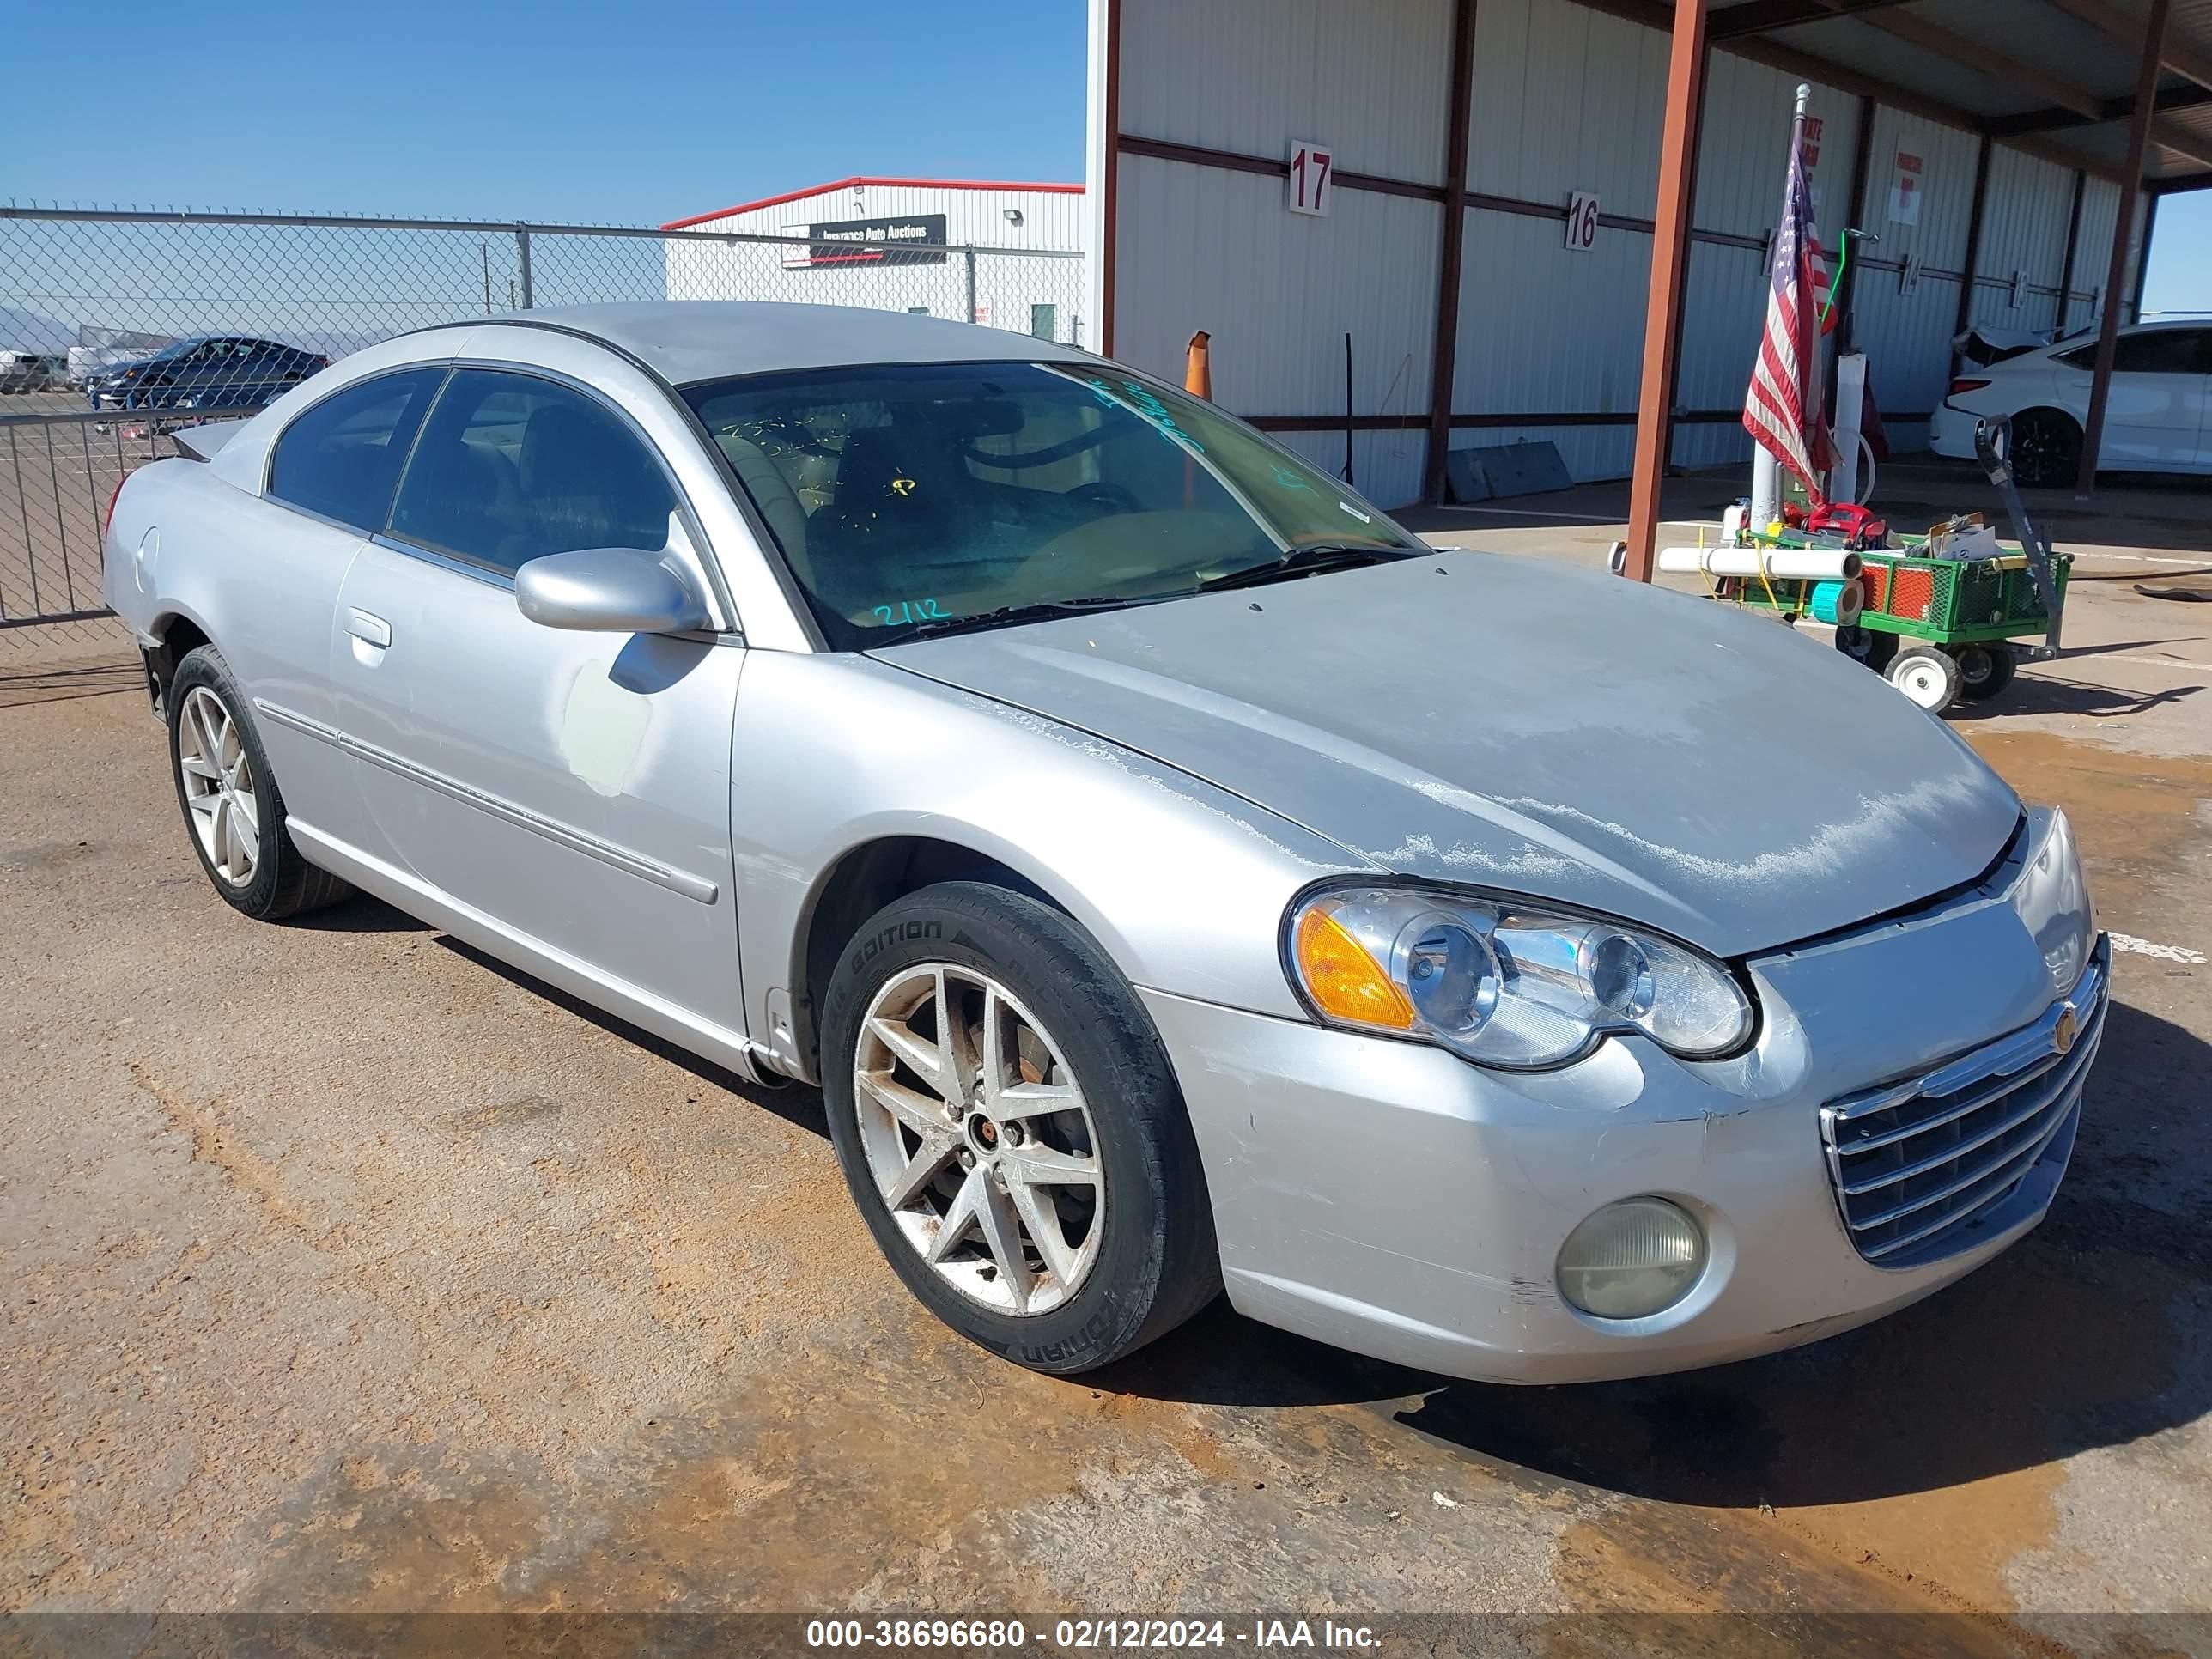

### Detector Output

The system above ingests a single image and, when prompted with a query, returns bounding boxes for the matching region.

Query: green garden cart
[1830,416,2071,714]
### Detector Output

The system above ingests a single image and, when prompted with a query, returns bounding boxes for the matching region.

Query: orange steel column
[1624,0,1710,582]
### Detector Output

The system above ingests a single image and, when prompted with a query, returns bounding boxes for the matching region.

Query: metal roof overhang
[1572,0,2212,192]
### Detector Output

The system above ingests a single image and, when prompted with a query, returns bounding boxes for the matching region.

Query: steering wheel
[1065,481,1144,516]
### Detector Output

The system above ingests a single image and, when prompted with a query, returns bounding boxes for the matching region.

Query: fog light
[1556,1197,1705,1319]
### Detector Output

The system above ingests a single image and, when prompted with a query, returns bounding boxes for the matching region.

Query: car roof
[496,301,1094,387]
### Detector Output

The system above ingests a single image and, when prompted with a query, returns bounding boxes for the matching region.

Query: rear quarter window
[266,368,444,532]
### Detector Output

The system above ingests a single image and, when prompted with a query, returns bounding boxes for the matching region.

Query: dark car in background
[88,336,328,414]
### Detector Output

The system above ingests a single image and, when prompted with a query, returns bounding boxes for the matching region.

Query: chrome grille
[1820,947,2106,1269]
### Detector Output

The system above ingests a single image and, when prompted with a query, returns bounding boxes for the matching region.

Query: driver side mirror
[514,545,710,635]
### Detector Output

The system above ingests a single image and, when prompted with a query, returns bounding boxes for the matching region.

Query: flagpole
[1749,82,1811,533]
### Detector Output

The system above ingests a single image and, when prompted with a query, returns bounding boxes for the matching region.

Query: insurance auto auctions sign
[781,212,950,269]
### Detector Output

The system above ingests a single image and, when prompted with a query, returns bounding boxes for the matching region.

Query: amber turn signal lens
[1295,906,1416,1030]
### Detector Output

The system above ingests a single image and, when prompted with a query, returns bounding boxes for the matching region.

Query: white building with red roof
[661,176,1090,347]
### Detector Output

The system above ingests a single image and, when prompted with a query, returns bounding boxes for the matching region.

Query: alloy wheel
[853,963,1105,1316]
[177,684,259,886]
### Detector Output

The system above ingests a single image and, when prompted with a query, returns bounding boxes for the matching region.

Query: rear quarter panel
[102,447,365,830]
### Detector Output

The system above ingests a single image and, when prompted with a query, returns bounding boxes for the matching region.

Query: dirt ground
[3,462,2209,1652]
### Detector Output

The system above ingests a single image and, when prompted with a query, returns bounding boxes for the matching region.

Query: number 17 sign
[1288,139,1334,216]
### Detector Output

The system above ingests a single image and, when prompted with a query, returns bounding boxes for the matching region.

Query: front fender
[730,651,1371,1049]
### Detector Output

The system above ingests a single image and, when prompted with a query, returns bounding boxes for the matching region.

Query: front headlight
[2015,805,2093,994]
[1285,885,1754,1069]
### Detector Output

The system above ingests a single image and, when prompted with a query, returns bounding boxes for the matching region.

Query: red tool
[1807,502,1889,549]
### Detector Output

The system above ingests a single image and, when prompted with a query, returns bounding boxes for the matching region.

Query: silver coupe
[104,302,2105,1381]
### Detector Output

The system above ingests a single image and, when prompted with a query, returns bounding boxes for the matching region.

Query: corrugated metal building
[663,177,1092,345]
[1087,0,2191,507]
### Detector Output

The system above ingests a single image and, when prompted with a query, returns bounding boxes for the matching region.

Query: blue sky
[2139,191,2211,318]
[3,0,2203,313]
[1,0,1089,225]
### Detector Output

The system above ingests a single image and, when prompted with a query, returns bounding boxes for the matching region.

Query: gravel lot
[3,472,2209,1651]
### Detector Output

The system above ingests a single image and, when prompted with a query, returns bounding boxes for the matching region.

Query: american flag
[1744,109,1838,504]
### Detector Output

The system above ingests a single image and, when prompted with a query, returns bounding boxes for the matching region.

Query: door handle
[345,608,392,649]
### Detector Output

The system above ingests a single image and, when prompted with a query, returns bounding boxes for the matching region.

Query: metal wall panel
[1449,422,1637,483]
[1272,429,1431,515]
[1965,146,2076,335]
[1453,206,1649,423]
[1115,153,1443,422]
[1859,107,1981,274]
[1464,0,1671,213]
[1117,0,1455,186]
[1690,55,1863,240]
[1101,0,2100,494]
[2062,177,2130,333]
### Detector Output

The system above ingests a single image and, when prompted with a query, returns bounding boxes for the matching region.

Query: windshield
[682,360,1418,646]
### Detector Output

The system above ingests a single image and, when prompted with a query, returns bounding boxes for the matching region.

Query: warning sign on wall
[1888,152,1924,226]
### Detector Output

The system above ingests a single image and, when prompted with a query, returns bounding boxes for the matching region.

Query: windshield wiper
[887,593,1152,643]
[1193,542,1413,594]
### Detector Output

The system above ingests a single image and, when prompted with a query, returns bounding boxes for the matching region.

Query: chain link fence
[0,206,1087,646]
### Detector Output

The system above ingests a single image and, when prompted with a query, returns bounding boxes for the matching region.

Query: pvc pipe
[1749,447,1782,534]
[1658,545,1863,580]
[1810,578,1864,625]
[1832,351,1867,506]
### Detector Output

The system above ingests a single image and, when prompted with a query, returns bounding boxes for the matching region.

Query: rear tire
[822,881,1219,1374]
[2009,408,2081,489]
[1950,641,2018,702]
[167,646,352,921]
[1885,644,1963,714]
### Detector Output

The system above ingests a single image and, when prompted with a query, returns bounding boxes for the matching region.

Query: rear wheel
[1949,641,2018,701]
[2008,408,2081,489]
[167,647,351,921]
[822,882,1218,1374]
[1885,645,1962,714]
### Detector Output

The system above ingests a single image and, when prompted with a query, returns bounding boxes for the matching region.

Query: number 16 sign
[1288,139,1334,216]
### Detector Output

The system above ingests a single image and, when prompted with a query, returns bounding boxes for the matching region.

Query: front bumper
[1146,817,2104,1385]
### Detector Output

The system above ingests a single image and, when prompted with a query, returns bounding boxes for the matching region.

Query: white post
[1832,349,1867,505]
[1749,82,1813,534]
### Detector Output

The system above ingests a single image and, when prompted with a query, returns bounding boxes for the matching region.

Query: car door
[2057,329,2210,468]
[245,366,446,834]
[328,364,748,1046]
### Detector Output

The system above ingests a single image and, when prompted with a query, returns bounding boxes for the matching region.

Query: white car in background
[1930,319,2212,487]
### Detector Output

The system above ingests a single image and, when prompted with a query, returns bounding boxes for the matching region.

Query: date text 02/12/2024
[803,1620,1383,1650]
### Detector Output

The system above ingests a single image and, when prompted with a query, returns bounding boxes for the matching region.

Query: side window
[267,369,443,532]
[389,368,678,575]
[2110,331,2208,374]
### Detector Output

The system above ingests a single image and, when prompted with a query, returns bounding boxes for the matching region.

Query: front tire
[822,881,1219,1374]
[167,646,351,920]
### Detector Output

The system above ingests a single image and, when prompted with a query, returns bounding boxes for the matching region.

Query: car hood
[871,553,2022,957]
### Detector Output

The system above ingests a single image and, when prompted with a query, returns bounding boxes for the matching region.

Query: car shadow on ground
[431,933,830,1139]
[1103,997,2211,1509]
[289,890,435,933]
